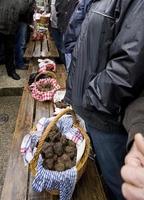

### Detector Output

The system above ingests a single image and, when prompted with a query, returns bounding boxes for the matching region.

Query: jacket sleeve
[63,0,92,53]
[123,96,144,148]
[55,0,63,12]
[84,1,144,115]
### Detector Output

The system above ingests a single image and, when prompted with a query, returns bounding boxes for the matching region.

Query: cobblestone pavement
[0,96,21,196]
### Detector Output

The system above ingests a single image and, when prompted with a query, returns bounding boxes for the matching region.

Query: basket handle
[34,71,56,84]
[30,107,80,172]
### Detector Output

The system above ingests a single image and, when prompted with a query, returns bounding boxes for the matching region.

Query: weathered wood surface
[24,30,59,59]
[1,64,107,200]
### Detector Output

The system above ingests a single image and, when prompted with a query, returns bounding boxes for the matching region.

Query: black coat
[65,0,144,132]
[0,0,34,35]
[55,0,79,33]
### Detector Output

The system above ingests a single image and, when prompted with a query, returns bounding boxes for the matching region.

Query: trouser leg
[86,124,127,200]
[4,34,15,74]
[15,22,27,67]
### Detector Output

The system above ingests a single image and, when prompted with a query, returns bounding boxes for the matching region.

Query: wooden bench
[1,63,107,200]
[24,30,59,59]
[1,30,107,199]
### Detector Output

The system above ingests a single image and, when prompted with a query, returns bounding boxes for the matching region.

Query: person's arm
[55,0,63,12]
[63,0,92,53]
[123,96,144,148]
[83,1,144,115]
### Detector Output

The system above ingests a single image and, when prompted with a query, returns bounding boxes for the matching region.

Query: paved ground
[0,65,28,196]
[0,96,21,195]
[0,65,28,96]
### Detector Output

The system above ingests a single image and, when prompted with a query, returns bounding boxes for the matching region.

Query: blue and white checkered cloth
[32,156,77,200]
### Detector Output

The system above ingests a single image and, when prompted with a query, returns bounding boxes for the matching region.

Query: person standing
[63,0,93,71]
[64,0,144,199]
[121,96,144,200]
[0,0,34,80]
[0,0,21,80]
[15,0,36,70]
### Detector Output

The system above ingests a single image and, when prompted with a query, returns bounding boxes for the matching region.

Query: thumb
[135,134,144,155]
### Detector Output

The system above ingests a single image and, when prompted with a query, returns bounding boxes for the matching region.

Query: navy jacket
[64,0,93,53]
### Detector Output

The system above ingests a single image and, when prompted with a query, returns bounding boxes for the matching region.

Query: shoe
[16,65,28,70]
[8,72,20,80]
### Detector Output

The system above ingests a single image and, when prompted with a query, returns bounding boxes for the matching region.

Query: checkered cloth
[21,115,84,200]
[38,59,56,72]
[32,156,77,200]
[29,78,60,101]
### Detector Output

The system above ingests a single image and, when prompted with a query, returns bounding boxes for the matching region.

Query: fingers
[121,165,144,187]
[125,143,142,167]
[122,183,144,200]
[125,155,141,167]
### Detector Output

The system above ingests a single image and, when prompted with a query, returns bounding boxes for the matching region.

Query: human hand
[121,133,144,200]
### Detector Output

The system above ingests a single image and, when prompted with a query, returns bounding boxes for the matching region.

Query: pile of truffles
[42,125,77,171]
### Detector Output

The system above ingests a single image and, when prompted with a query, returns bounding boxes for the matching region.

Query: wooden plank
[41,35,49,58]
[1,87,35,200]
[56,64,67,89]
[24,40,35,59]
[33,41,41,58]
[27,101,55,200]
[72,159,107,200]
[47,31,59,58]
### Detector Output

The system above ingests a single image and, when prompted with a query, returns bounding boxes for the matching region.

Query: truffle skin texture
[54,162,65,171]
[53,142,63,156]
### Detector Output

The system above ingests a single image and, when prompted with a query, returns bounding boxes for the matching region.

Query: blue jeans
[51,27,65,64]
[86,124,127,200]
[15,22,27,67]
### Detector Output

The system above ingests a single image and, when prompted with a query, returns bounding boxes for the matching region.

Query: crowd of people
[1,0,144,200]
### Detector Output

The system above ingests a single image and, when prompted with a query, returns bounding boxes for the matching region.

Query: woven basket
[29,107,90,195]
[29,71,60,101]
[34,70,56,82]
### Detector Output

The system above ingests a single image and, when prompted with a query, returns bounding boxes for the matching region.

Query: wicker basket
[35,70,57,81]
[29,107,90,195]
[29,71,60,102]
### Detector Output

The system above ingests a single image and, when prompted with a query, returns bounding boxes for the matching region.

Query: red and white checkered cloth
[29,78,60,101]
[38,59,56,72]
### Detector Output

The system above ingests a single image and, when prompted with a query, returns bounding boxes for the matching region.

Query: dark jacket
[19,0,36,25]
[0,0,34,35]
[55,0,79,33]
[65,0,144,132]
[123,95,144,148]
[64,0,93,53]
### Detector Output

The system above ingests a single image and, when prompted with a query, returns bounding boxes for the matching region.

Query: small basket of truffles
[28,108,90,197]
[29,71,60,102]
